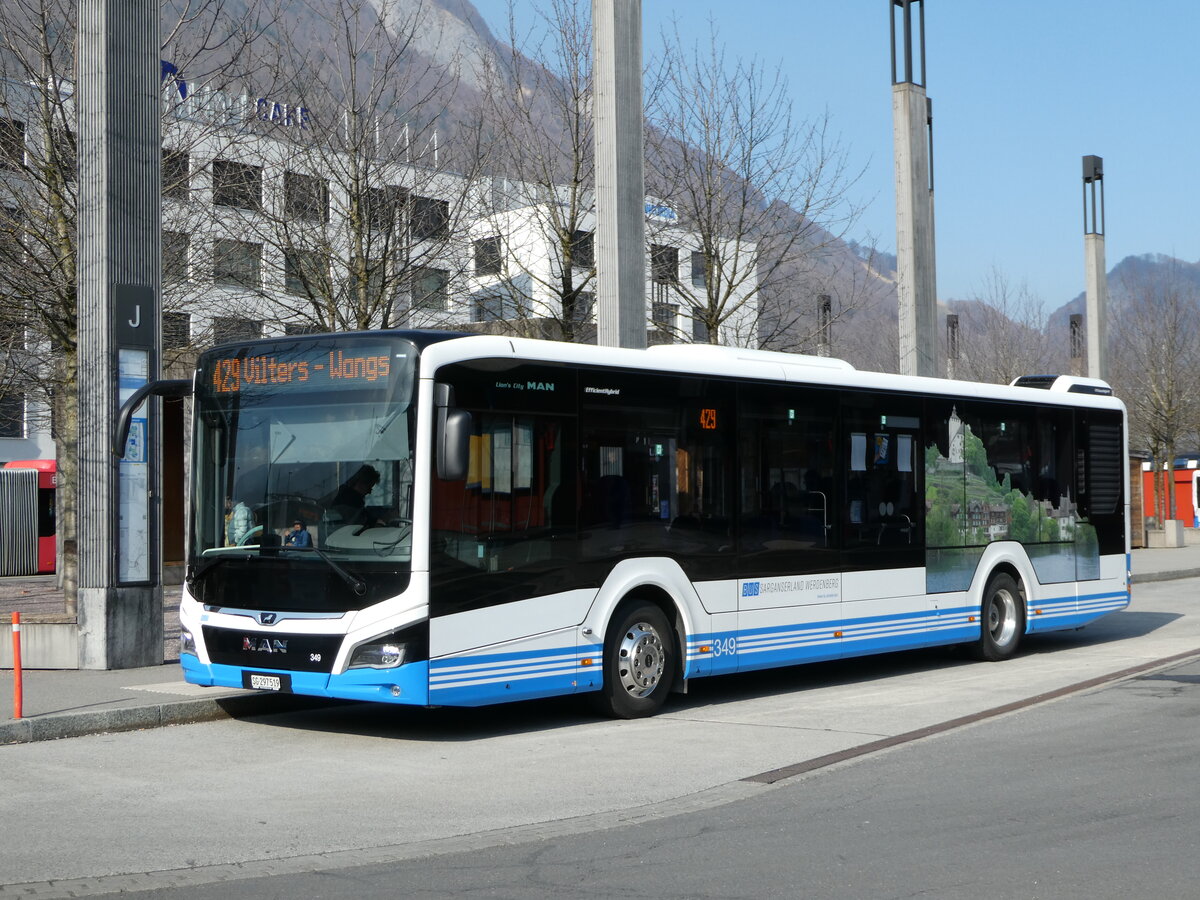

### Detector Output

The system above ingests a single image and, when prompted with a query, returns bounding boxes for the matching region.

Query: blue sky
[471,1,1196,311]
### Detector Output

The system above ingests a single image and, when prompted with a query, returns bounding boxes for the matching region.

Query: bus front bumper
[180,655,430,705]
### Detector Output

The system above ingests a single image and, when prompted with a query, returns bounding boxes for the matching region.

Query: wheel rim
[988,588,1018,647]
[617,620,666,698]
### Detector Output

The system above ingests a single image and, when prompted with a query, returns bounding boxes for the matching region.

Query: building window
[652,302,678,328]
[691,250,712,289]
[568,290,594,324]
[345,257,387,309]
[411,266,448,311]
[212,159,262,210]
[284,248,327,296]
[0,119,25,170]
[0,310,25,350]
[0,393,24,438]
[163,312,191,349]
[691,315,711,343]
[570,230,594,269]
[53,129,75,181]
[213,238,262,289]
[284,171,329,223]
[212,317,262,344]
[474,236,502,275]
[411,196,449,241]
[364,185,409,231]
[651,244,679,284]
[472,289,516,323]
[163,231,190,281]
[162,150,190,201]
[1,205,23,261]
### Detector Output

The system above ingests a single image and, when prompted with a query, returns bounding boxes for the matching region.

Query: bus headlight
[347,624,428,670]
[180,628,197,657]
[349,639,411,669]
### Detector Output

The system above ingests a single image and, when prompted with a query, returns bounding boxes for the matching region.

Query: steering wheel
[237,525,263,546]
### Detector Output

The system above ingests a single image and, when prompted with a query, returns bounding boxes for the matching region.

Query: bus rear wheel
[971,572,1025,661]
[591,602,677,719]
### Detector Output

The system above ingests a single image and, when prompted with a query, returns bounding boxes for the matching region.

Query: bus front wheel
[591,602,677,719]
[971,572,1025,661]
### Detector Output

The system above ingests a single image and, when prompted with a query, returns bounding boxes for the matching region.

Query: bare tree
[472,0,597,342]
[1109,257,1200,523]
[176,0,489,337]
[644,22,866,347]
[948,268,1059,384]
[0,0,269,598]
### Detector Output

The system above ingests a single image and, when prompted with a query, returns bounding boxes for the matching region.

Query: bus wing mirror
[114,378,193,457]
[434,382,471,481]
[437,408,472,481]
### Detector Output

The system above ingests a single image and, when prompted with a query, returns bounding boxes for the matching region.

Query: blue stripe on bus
[185,584,1132,708]
[182,656,432,705]
[428,645,593,706]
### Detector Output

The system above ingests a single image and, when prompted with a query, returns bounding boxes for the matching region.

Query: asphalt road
[2,577,1198,899]
[115,655,1200,900]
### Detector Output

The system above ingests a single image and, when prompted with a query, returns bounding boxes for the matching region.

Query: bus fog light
[391,685,402,697]
[180,629,197,657]
[349,640,410,669]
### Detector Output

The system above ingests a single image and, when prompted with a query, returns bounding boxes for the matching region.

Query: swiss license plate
[243,671,292,692]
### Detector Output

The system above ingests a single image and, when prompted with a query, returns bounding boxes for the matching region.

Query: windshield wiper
[293,546,367,596]
[197,545,367,596]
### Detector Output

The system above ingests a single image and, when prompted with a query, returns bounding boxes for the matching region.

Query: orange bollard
[11,612,21,720]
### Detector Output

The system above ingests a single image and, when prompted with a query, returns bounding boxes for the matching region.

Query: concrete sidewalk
[2,543,1199,746]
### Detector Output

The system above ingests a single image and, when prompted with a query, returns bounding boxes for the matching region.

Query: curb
[2,566,1195,746]
[1132,568,1200,584]
[0,693,341,746]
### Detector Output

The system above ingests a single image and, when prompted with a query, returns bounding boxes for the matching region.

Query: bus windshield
[191,336,418,575]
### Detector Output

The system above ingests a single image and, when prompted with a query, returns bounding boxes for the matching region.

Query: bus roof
[415,333,1126,412]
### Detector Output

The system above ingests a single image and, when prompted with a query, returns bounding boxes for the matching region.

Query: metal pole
[10,613,21,719]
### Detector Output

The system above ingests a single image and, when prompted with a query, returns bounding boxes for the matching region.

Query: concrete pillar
[593,0,646,349]
[945,313,959,380]
[1082,155,1107,381]
[891,0,938,378]
[76,0,164,668]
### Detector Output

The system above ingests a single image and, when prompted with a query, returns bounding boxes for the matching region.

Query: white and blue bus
[174,331,1129,718]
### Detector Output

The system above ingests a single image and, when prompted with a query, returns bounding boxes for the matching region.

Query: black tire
[590,602,677,719]
[970,572,1025,661]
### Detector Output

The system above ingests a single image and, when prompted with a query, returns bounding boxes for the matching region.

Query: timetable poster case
[118,349,151,583]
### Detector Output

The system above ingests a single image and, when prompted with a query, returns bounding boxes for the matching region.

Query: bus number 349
[711,637,737,657]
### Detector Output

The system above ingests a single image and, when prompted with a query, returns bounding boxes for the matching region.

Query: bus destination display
[209,347,399,394]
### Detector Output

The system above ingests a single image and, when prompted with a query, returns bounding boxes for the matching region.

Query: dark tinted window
[739,383,838,576]
[431,363,578,615]
[579,369,734,580]
[841,393,922,567]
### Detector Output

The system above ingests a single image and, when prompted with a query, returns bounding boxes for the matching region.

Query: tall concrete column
[1082,155,1107,380]
[593,0,646,349]
[76,0,164,668]
[891,0,938,378]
